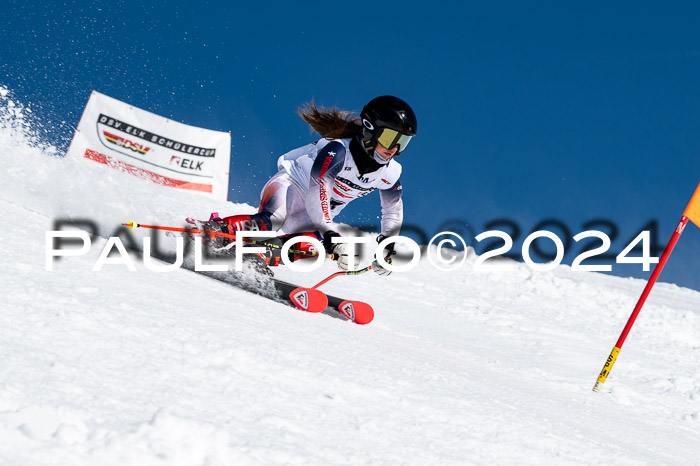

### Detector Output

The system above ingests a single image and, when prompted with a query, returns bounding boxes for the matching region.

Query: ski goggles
[376,127,413,154]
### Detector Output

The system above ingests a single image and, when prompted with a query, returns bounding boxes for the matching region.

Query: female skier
[204,95,417,275]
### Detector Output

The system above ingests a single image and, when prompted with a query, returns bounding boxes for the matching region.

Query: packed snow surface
[2,89,700,465]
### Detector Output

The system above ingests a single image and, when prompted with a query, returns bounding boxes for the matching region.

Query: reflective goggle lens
[376,128,413,153]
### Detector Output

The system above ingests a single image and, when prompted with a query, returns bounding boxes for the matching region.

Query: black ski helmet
[360,96,417,155]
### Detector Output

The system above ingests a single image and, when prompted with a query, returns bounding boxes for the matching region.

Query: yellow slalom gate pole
[594,181,700,392]
[592,216,688,392]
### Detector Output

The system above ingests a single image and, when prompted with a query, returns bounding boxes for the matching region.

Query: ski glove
[323,231,360,271]
[372,234,396,276]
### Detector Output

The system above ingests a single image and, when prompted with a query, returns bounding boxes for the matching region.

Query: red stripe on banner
[84,149,213,193]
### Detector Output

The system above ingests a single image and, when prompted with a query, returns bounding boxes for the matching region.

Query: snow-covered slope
[2,90,700,465]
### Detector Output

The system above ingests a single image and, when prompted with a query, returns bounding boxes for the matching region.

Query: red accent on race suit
[334,180,351,191]
[317,155,334,222]
[333,187,353,199]
[259,181,283,212]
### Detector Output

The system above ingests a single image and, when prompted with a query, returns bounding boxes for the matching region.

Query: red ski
[311,269,375,324]
[273,281,373,324]
[333,299,374,325]
[287,286,328,313]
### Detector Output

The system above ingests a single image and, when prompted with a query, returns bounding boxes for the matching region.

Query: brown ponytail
[297,101,363,139]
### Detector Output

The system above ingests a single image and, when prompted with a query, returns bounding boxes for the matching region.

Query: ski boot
[188,213,233,249]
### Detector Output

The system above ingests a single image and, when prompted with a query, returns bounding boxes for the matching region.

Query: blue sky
[3,1,700,289]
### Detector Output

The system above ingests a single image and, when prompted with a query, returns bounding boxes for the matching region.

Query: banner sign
[67,91,230,199]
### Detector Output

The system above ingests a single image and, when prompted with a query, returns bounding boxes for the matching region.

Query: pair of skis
[274,270,375,325]
[124,220,375,325]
